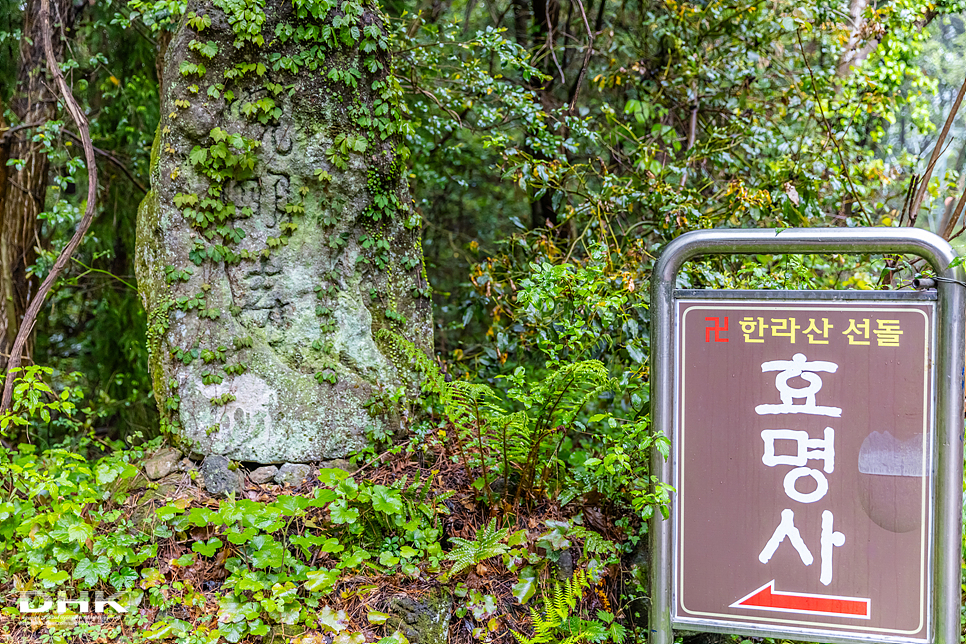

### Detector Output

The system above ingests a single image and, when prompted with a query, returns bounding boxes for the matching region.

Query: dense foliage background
[2,0,965,444]
[1,0,966,640]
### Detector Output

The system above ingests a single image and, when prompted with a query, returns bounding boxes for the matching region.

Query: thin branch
[942,182,966,240]
[567,0,594,113]
[1,0,99,414]
[679,81,699,188]
[796,29,868,221]
[909,73,966,221]
[0,122,45,142]
[545,0,565,84]
[62,130,147,195]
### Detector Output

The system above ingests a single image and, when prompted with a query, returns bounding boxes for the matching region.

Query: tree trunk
[0,0,80,370]
[135,0,432,463]
[836,0,869,77]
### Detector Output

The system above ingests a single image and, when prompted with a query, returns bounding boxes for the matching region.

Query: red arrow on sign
[730,581,871,619]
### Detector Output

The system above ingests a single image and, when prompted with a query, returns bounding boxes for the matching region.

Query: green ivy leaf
[371,485,403,514]
[73,556,111,586]
[192,537,223,557]
[189,146,208,166]
[226,526,258,545]
[144,619,191,640]
[249,535,284,568]
[329,499,358,524]
[39,567,70,586]
[66,522,94,544]
[367,610,390,625]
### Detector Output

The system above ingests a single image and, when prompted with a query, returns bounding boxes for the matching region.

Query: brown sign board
[674,296,936,642]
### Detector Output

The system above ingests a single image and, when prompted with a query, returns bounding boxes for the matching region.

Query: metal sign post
[649,228,965,644]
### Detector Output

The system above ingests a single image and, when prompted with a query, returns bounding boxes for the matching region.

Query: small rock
[201,455,244,496]
[557,550,575,582]
[274,463,312,486]
[267,624,302,642]
[318,458,357,473]
[131,474,181,527]
[384,589,452,644]
[176,457,198,474]
[143,447,182,481]
[249,465,279,484]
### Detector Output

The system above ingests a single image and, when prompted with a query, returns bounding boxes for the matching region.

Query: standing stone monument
[136,0,431,463]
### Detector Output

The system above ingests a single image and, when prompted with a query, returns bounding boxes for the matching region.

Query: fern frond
[486,410,531,470]
[559,617,607,644]
[536,360,611,430]
[511,631,536,644]
[444,518,509,578]
[442,380,502,433]
[608,622,627,644]
[376,329,445,395]
[514,569,612,644]
[568,526,618,559]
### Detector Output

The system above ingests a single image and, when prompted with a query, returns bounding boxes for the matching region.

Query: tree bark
[0,0,81,370]
[836,0,869,77]
[1,0,99,414]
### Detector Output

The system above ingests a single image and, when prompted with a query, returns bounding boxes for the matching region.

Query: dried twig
[942,186,966,240]
[680,80,699,188]
[1,0,99,413]
[909,74,966,222]
[534,0,565,85]
[567,0,594,113]
[796,29,868,221]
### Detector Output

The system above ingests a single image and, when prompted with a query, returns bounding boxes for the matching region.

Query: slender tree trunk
[836,0,868,77]
[0,0,80,370]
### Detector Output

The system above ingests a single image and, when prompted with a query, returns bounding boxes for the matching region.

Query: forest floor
[1,439,644,644]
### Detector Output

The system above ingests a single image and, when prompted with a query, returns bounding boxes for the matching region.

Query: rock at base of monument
[274,463,313,487]
[249,465,279,485]
[143,447,182,481]
[384,589,452,644]
[318,458,357,473]
[201,455,244,496]
[132,473,183,527]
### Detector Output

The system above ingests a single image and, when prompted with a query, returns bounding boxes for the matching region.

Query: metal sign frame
[648,228,965,644]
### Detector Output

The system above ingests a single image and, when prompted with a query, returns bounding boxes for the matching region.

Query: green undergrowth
[0,428,647,644]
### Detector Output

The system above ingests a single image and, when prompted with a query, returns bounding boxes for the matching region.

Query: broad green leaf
[329,499,358,524]
[367,610,390,624]
[318,606,348,632]
[249,535,284,568]
[144,619,190,640]
[304,568,339,593]
[399,546,418,558]
[73,556,111,586]
[189,146,208,165]
[333,633,366,644]
[225,526,257,544]
[377,631,410,644]
[512,566,538,604]
[192,537,223,557]
[371,485,403,514]
[66,522,93,544]
[95,462,120,485]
